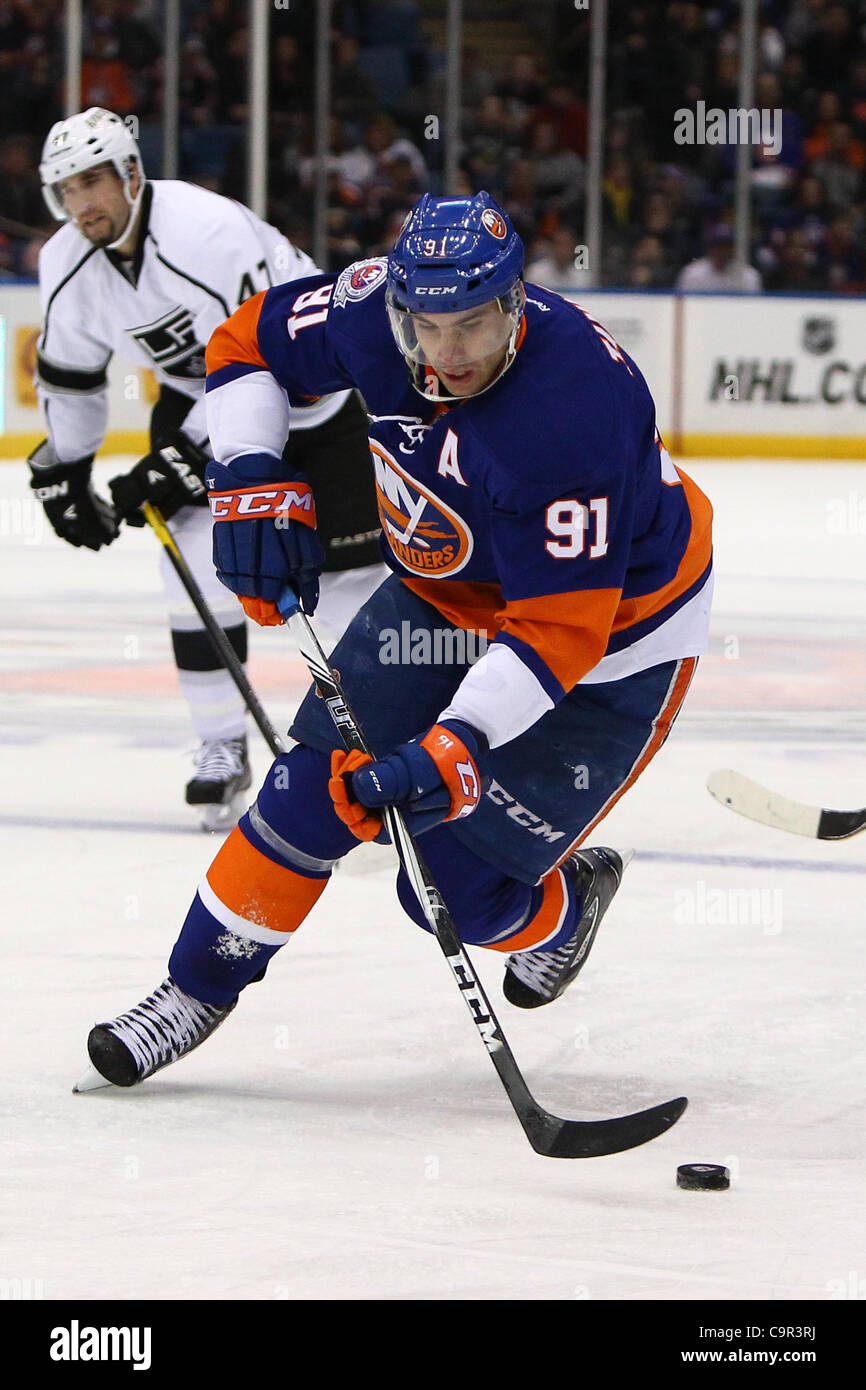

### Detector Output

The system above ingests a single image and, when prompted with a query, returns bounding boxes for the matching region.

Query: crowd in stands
[1,0,865,295]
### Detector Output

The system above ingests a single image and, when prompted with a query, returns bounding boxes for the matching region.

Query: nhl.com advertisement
[689,298,866,424]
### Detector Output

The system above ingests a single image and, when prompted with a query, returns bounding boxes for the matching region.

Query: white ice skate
[185,735,252,831]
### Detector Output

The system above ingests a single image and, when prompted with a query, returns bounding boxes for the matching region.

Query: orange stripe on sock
[206,825,327,935]
[484,867,568,953]
[554,656,698,867]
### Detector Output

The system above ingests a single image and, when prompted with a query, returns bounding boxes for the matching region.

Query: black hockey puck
[676,1163,730,1191]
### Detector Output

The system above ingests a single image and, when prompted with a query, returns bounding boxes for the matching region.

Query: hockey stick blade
[523,1094,688,1159]
[707,770,866,840]
[279,587,687,1158]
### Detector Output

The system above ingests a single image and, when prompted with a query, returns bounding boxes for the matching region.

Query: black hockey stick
[143,503,284,758]
[277,587,687,1159]
[707,769,866,840]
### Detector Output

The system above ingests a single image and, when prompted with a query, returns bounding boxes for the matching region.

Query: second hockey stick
[277,586,687,1159]
[143,503,285,758]
[707,769,866,840]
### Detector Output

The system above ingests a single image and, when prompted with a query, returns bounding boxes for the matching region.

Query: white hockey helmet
[40,107,144,242]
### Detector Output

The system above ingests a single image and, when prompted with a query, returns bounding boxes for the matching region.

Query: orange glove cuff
[238,595,285,626]
[419,723,482,821]
[328,748,383,841]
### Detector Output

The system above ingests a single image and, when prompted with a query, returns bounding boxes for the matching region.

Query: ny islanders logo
[371,443,473,576]
[481,209,507,240]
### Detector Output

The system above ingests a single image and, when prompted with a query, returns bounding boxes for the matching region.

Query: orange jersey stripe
[205,292,269,375]
[401,576,501,634]
[498,588,622,690]
[610,468,713,636]
[206,825,327,935]
[484,866,568,953]
[401,578,620,690]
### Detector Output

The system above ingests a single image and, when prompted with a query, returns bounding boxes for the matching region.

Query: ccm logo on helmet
[481,209,507,239]
[415,286,457,295]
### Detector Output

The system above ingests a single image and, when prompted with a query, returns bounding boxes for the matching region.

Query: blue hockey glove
[207,451,324,615]
[330,720,489,838]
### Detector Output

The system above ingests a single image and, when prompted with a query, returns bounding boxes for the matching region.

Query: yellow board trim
[675,433,866,459]
[1,429,863,461]
[0,431,149,458]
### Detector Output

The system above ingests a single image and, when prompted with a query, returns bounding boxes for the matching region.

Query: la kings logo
[130,306,206,379]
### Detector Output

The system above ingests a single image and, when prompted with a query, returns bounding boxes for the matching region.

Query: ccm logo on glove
[209,483,316,524]
[329,720,488,840]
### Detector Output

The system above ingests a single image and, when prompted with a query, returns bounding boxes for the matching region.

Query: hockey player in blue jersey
[77,192,714,1091]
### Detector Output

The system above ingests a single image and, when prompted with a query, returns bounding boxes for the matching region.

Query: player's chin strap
[275,584,687,1160]
[104,165,146,251]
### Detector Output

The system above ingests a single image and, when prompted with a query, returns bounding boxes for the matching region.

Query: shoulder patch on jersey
[333,257,389,307]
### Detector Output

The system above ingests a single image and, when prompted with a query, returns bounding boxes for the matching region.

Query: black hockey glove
[108,430,210,525]
[27,439,118,551]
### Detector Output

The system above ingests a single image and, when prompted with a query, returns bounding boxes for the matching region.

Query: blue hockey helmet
[386,192,526,399]
[386,191,524,313]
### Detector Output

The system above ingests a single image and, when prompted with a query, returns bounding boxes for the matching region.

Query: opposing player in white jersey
[29,108,386,826]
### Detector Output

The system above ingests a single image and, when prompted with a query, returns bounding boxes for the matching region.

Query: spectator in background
[627,233,675,289]
[501,158,540,245]
[802,2,856,93]
[779,49,808,115]
[525,119,585,225]
[846,55,866,141]
[602,154,637,234]
[736,72,805,212]
[270,34,313,119]
[178,35,220,129]
[425,43,495,119]
[810,122,866,212]
[804,90,845,162]
[526,80,587,160]
[762,225,826,291]
[81,17,136,114]
[526,224,583,289]
[823,212,866,291]
[496,52,546,133]
[0,135,50,232]
[463,95,518,198]
[215,24,250,124]
[787,173,832,236]
[331,35,381,137]
[362,149,423,252]
[298,116,377,208]
[363,112,428,188]
[639,187,696,270]
[676,223,762,292]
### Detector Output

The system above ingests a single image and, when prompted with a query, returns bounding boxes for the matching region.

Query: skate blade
[196,793,246,833]
[73,1065,113,1094]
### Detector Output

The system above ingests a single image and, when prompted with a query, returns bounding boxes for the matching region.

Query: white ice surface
[1,457,864,1303]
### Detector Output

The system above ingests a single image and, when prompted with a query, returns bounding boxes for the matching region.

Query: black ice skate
[74,977,237,1091]
[185,735,252,831]
[503,847,631,1009]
